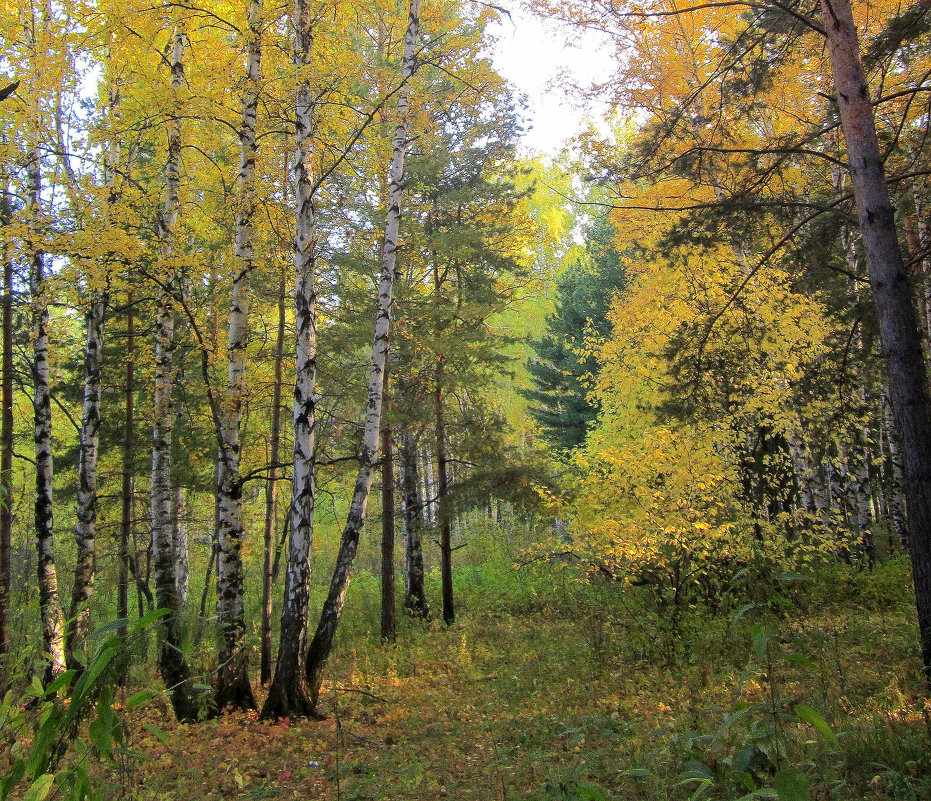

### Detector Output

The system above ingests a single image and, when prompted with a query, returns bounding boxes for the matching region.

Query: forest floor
[116,559,931,801]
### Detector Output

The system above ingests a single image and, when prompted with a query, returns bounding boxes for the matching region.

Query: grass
[94,555,931,801]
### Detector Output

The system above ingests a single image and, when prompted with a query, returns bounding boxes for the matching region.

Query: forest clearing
[3,0,931,799]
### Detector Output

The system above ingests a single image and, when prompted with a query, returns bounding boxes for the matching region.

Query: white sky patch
[487,5,617,157]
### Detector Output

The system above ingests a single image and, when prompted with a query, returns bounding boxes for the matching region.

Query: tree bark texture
[66,286,107,666]
[380,358,396,641]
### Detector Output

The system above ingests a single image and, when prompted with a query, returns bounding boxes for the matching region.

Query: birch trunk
[380,357,396,642]
[821,0,931,681]
[263,0,318,720]
[400,422,428,618]
[0,188,12,658]
[27,89,66,683]
[118,294,134,637]
[151,26,197,721]
[261,265,287,685]
[304,0,421,712]
[66,287,107,666]
[215,0,263,712]
[172,486,188,606]
[883,394,910,549]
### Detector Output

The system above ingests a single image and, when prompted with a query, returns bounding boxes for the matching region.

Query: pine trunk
[821,0,931,681]
[434,366,454,626]
[400,422,428,618]
[304,0,421,712]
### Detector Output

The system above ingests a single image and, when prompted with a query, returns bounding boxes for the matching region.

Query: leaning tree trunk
[66,287,107,667]
[262,0,318,720]
[304,0,421,712]
[261,265,287,686]
[0,187,13,659]
[399,421,428,618]
[820,0,931,682]
[151,26,197,722]
[215,0,263,712]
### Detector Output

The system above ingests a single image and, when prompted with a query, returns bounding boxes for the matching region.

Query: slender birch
[263,0,318,719]
[151,24,197,721]
[304,0,421,710]
[262,265,287,685]
[24,5,66,682]
[215,0,263,712]
[380,356,396,641]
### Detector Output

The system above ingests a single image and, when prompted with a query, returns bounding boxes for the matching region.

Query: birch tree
[262,0,319,720]
[304,0,421,710]
[215,0,263,713]
[24,2,66,684]
[151,22,198,722]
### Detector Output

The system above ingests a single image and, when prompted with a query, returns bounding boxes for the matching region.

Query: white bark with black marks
[263,0,318,720]
[151,26,197,722]
[216,0,263,712]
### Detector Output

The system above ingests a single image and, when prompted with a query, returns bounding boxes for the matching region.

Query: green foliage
[0,611,166,801]
[523,217,627,452]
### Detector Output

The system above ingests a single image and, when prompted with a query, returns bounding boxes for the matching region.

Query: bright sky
[487,4,617,157]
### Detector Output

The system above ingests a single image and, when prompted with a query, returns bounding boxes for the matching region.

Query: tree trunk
[400,422,428,618]
[151,25,197,722]
[434,365,454,626]
[215,0,263,712]
[66,287,107,667]
[0,188,13,659]
[262,0,318,720]
[821,0,931,681]
[883,393,910,549]
[172,485,189,606]
[118,294,135,637]
[380,357,396,641]
[262,265,287,686]
[304,0,421,713]
[28,96,66,684]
